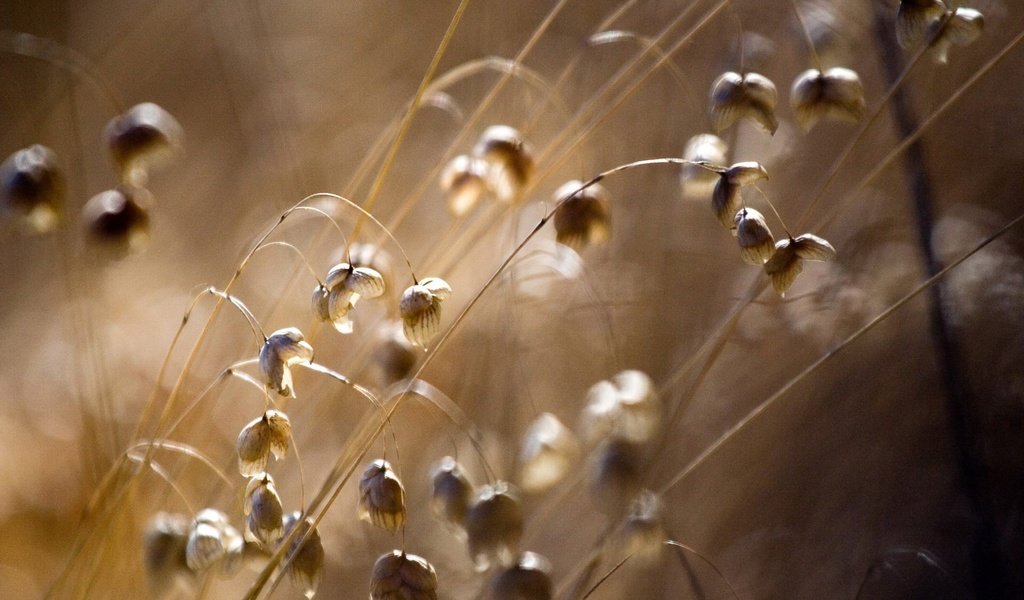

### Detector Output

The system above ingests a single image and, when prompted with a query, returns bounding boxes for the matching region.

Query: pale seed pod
[488,552,553,600]
[244,473,285,546]
[473,125,535,203]
[622,489,666,563]
[588,438,643,516]
[259,327,314,396]
[734,208,776,265]
[790,68,866,130]
[764,233,837,295]
[441,154,490,217]
[236,409,292,476]
[358,459,407,533]
[581,370,662,446]
[709,71,779,134]
[897,0,948,48]
[680,134,728,199]
[466,481,524,571]
[311,284,331,324]
[370,550,439,600]
[929,8,984,64]
[712,162,769,230]
[104,102,183,186]
[0,144,64,233]
[185,509,240,573]
[218,525,246,578]
[282,512,325,599]
[430,456,474,530]
[400,277,452,347]
[552,180,611,250]
[326,262,386,299]
[143,512,193,597]
[518,413,580,494]
[82,186,151,252]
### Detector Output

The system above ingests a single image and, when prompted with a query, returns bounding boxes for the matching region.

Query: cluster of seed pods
[441,125,536,216]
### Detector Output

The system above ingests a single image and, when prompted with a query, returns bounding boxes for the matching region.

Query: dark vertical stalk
[870,2,1004,597]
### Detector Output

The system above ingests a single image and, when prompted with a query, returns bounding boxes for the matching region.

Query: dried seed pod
[622,489,665,562]
[552,180,611,250]
[588,438,644,515]
[680,134,728,199]
[929,8,984,64]
[763,233,837,296]
[320,262,386,334]
[580,370,662,445]
[259,327,314,396]
[218,524,246,578]
[489,552,553,600]
[473,125,535,203]
[430,456,474,530]
[185,509,240,573]
[712,162,769,230]
[358,459,407,532]
[709,71,779,134]
[236,409,292,476]
[370,550,439,600]
[0,144,64,233]
[311,284,331,324]
[373,321,419,386]
[518,413,580,494]
[466,482,524,571]
[104,102,183,186]
[734,208,776,265]
[82,186,151,252]
[790,68,866,130]
[441,154,490,217]
[897,0,948,48]
[143,512,193,597]
[244,474,285,546]
[400,277,452,347]
[282,512,325,599]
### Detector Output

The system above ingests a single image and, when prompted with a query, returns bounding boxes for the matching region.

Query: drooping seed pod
[790,68,866,130]
[473,125,535,203]
[185,508,242,574]
[712,162,769,230]
[370,550,439,600]
[282,512,325,599]
[680,134,728,199]
[488,552,553,600]
[400,277,452,347]
[763,233,837,296]
[321,262,386,334]
[430,456,474,530]
[259,327,314,396]
[311,284,331,324]
[622,489,666,563]
[373,321,419,386]
[244,473,285,546]
[0,144,64,233]
[104,102,183,186]
[928,7,984,64]
[143,512,193,597]
[709,71,779,134]
[588,438,644,516]
[466,482,524,571]
[358,459,407,533]
[580,370,662,446]
[218,523,246,578]
[518,413,580,494]
[897,0,948,48]
[236,409,292,476]
[734,207,776,265]
[552,180,611,250]
[82,186,151,252]
[441,154,490,217]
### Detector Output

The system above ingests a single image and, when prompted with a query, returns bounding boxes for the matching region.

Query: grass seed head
[518,413,580,494]
[430,456,474,531]
[790,67,866,130]
[0,144,64,233]
[929,7,985,64]
[236,409,292,476]
[473,125,535,203]
[441,154,490,217]
[709,71,779,134]
[282,512,325,599]
[82,186,151,253]
[588,438,643,516]
[712,162,769,230]
[466,482,524,572]
[143,512,193,597]
[897,0,949,48]
[581,370,661,445]
[358,459,407,533]
[370,550,439,600]
[259,327,314,396]
[488,551,553,600]
[680,134,728,199]
[104,102,183,187]
[244,473,285,546]
[552,180,611,250]
[622,489,666,563]
[400,277,452,347]
[764,233,837,295]
[185,509,242,574]
[735,207,776,265]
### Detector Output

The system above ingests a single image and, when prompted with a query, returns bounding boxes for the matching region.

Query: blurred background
[1,0,1023,597]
